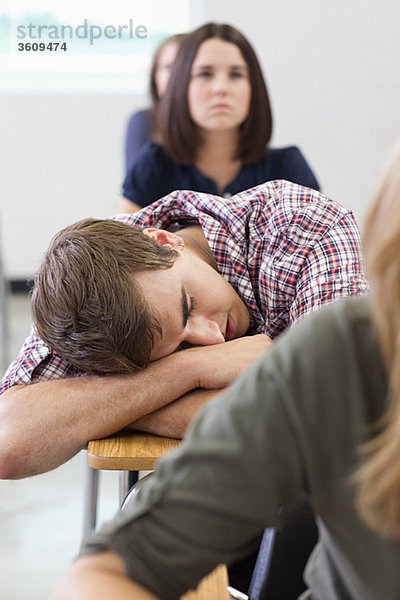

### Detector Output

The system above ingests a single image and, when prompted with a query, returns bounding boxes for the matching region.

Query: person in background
[51,140,400,600]
[124,33,186,174]
[118,22,320,213]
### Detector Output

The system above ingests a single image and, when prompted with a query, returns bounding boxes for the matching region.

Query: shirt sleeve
[124,109,151,174]
[0,327,82,394]
[252,181,368,336]
[288,210,368,323]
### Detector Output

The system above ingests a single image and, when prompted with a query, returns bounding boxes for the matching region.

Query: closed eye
[181,287,197,328]
[188,296,197,317]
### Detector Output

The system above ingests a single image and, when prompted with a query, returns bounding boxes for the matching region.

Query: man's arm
[131,389,216,438]
[0,335,271,479]
[51,552,158,600]
[130,333,273,438]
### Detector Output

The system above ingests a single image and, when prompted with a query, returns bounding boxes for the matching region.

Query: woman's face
[188,38,251,134]
[155,40,179,97]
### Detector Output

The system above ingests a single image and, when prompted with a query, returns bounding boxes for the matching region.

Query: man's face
[134,252,250,361]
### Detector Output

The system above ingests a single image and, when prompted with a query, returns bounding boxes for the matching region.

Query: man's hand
[187,334,272,390]
[0,335,271,479]
[131,389,216,438]
[131,335,273,438]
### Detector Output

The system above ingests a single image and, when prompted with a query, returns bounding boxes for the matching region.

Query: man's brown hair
[31,218,178,374]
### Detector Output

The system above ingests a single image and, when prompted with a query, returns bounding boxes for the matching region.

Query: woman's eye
[230,70,245,78]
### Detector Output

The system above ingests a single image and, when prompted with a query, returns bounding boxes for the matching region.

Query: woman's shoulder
[123,144,185,207]
[264,145,309,165]
[261,145,320,191]
[131,143,175,171]
[126,108,151,126]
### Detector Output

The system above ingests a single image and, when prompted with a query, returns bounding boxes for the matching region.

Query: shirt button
[223,192,232,198]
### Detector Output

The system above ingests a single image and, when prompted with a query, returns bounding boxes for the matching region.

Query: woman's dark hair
[149,33,187,105]
[159,23,273,164]
[149,33,186,138]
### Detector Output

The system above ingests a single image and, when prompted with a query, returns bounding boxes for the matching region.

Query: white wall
[1,0,400,279]
[0,93,144,279]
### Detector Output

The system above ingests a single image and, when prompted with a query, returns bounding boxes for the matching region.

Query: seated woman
[119,22,320,213]
[124,33,185,174]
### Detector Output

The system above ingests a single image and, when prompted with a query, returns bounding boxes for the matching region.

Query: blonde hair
[356,140,400,537]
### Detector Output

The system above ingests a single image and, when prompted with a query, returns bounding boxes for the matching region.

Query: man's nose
[184,316,225,346]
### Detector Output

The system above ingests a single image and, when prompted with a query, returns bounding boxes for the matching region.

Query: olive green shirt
[82,297,400,599]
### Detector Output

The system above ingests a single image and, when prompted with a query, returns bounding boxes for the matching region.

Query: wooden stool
[83,431,180,540]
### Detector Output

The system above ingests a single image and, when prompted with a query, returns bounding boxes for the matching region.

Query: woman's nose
[212,74,228,94]
[184,316,225,346]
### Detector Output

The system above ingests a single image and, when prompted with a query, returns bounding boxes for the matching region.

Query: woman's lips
[210,103,231,111]
[225,314,237,341]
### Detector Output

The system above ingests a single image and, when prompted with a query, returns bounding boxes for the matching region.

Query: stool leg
[119,471,139,505]
[82,464,99,545]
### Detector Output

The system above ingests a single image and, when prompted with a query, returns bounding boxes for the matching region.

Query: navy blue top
[124,109,152,174]
[122,143,320,208]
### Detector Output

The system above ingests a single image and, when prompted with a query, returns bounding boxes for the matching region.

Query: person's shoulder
[271,296,377,391]
[0,330,80,394]
[123,144,182,208]
[271,144,315,160]
[126,108,151,126]
[125,143,173,183]
[264,146,320,191]
[133,142,174,168]
[244,179,349,231]
[299,296,372,336]
[234,179,321,214]
[263,145,304,163]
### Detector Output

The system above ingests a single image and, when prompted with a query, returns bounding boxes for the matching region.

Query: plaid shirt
[0,180,367,394]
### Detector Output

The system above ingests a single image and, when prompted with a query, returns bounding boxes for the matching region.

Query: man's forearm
[0,352,201,479]
[130,334,273,438]
[0,334,271,479]
[131,389,218,438]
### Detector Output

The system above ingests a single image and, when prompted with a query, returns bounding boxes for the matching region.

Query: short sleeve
[273,146,320,191]
[122,143,179,208]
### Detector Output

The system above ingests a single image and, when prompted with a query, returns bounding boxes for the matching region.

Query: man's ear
[142,228,183,250]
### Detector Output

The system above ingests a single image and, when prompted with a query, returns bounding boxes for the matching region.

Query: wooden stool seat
[83,431,181,541]
[87,430,180,471]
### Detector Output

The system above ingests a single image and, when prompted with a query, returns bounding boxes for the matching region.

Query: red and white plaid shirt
[0,180,367,394]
